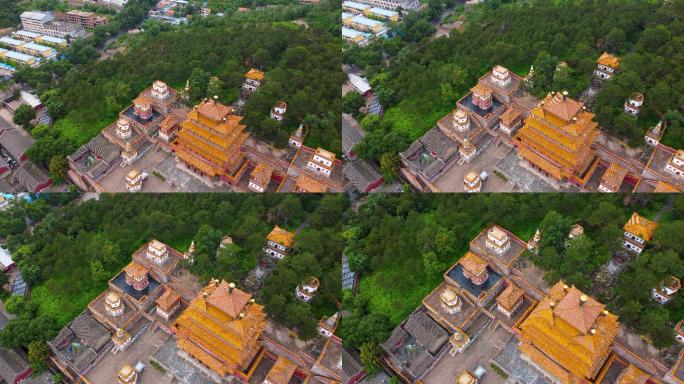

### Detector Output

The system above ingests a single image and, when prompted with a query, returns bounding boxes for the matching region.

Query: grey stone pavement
[152,336,216,384]
[492,338,551,384]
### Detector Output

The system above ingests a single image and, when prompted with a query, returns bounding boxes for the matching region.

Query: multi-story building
[622,212,657,254]
[242,68,264,94]
[100,0,129,7]
[463,170,481,192]
[515,91,600,187]
[20,11,54,34]
[307,147,336,177]
[517,282,620,383]
[66,10,108,28]
[174,98,249,185]
[174,279,267,382]
[264,225,295,259]
[351,0,419,12]
[594,52,620,80]
[342,27,368,45]
[125,169,144,192]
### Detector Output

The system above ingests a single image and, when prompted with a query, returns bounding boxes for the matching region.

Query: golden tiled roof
[542,92,583,123]
[315,147,336,161]
[245,68,265,81]
[267,225,295,247]
[133,94,154,107]
[517,281,619,381]
[500,107,521,126]
[617,364,651,384]
[124,261,148,278]
[600,163,628,191]
[251,162,274,184]
[464,171,478,183]
[458,251,488,276]
[207,280,252,319]
[471,83,492,97]
[496,283,523,311]
[654,180,680,192]
[519,342,574,384]
[266,356,297,384]
[197,99,233,122]
[174,279,267,377]
[623,212,657,241]
[456,371,477,384]
[156,288,180,311]
[295,174,327,193]
[597,52,620,69]
[554,286,604,335]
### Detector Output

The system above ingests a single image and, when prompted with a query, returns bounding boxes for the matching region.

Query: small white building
[270,101,287,121]
[594,52,620,80]
[624,92,644,116]
[644,121,664,147]
[463,171,481,193]
[307,148,336,177]
[485,226,511,255]
[622,212,656,254]
[652,276,680,304]
[289,124,306,148]
[318,312,340,338]
[665,150,684,178]
[264,226,295,259]
[295,276,319,302]
[125,169,145,192]
[146,239,169,264]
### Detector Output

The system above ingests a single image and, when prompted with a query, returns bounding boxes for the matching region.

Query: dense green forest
[340,194,683,354]
[14,0,341,177]
[344,0,684,163]
[0,193,345,348]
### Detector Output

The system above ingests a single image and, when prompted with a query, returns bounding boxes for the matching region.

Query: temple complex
[66,72,342,192]
[48,239,193,383]
[174,279,267,382]
[622,212,657,254]
[399,65,538,191]
[264,225,295,259]
[381,223,666,384]
[515,91,599,187]
[174,97,249,184]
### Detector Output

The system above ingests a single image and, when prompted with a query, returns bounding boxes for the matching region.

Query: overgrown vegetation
[340,194,682,350]
[0,193,344,347]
